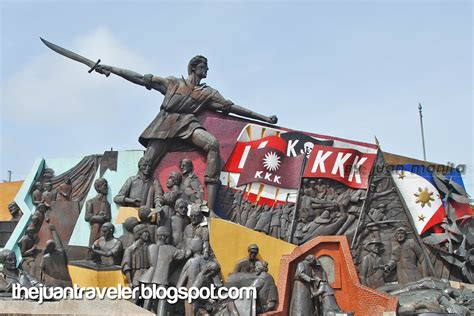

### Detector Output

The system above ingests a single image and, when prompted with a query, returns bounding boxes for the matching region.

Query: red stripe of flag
[420,205,446,235]
[223,135,288,172]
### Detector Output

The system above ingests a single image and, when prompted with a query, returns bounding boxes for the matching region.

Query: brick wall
[265,235,398,316]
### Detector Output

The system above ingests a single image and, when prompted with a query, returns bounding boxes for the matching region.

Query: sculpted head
[166,171,182,188]
[189,204,204,225]
[45,240,57,254]
[188,55,208,78]
[366,239,383,254]
[36,203,47,214]
[138,207,152,223]
[133,224,150,241]
[304,254,321,267]
[26,226,36,238]
[180,159,194,176]
[395,226,407,242]
[0,249,17,270]
[255,260,268,274]
[8,202,20,216]
[101,222,115,238]
[248,244,259,260]
[34,182,43,191]
[123,217,139,233]
[94,178,108,195]
[138,158,153,178]
[44,182,53,191]
[175,198,188,216]
[156,226,171,244]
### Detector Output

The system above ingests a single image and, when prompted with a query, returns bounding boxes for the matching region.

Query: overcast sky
[1,0,472,195]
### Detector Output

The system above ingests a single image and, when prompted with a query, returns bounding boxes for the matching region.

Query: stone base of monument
[68,260,125,288]
[0,297,153,315]
[403,312,459,316]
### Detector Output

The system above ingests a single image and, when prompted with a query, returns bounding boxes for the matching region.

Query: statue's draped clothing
[139,76,230,147]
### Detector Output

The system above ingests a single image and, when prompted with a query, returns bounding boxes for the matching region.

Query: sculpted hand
[95,64,111,76]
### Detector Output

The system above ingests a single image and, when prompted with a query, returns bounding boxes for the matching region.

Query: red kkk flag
[237,148,305,190]
[303,145,377,189]
[223,135,288,173]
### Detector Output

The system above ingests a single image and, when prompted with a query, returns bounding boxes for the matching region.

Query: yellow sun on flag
[414,187,435,208]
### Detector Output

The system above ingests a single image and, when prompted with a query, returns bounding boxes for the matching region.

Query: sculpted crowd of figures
[225,177,473,290]
[6,155,472,315]
[2,155,473,314]
[2,156,354,315]
[224,178,395,246]
[1,50,473,315]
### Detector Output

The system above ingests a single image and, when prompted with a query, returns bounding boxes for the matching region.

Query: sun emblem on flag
[414,187,435,208]
[263,151,281,172]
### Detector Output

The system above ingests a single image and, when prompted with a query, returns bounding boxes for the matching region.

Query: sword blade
[40,37,96,69]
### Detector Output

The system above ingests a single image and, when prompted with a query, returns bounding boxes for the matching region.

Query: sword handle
[89,59,110,77]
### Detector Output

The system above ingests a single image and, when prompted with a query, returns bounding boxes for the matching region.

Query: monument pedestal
[0,297,152,315]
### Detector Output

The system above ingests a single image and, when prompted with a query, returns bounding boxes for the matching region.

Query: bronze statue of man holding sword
[41,38,278,215]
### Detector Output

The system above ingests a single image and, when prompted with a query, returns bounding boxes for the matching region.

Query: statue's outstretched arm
[208,92,278,124]
[96,65,168,94]
[229,103,278,124]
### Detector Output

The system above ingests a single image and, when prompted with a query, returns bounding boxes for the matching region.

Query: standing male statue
[94,55,278,215]
[85,178,111,246]
[384,227,429,285]
[359,238,385,289]
[114,157,161,208]
[233,244,261,273]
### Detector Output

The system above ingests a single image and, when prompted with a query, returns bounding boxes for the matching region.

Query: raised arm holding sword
[40,38,278,216]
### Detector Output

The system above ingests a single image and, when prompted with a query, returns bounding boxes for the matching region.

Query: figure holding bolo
[95,56,278,215]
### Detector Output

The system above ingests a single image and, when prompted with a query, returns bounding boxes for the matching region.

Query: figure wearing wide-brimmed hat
[234,243,261,273]
[384,226,429,285]
[359,237,385,288]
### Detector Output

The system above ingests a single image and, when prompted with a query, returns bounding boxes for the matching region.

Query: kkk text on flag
[303,145,377,189]
[237,147,305,190]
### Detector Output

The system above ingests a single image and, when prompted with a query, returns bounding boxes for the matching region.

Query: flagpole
[418,103,427,161]
[350,150,380,248]
[287,149,310,243]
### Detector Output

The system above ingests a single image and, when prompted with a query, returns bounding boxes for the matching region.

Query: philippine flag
[391,165,446,235]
